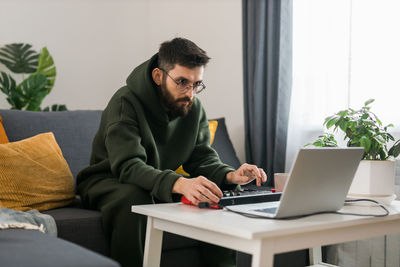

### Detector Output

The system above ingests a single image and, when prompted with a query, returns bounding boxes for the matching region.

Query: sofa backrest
[0,109,102,180]
[211,117,241,169]
[0,110,241,182]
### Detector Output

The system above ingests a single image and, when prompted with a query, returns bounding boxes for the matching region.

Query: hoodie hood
[126,53,169,124]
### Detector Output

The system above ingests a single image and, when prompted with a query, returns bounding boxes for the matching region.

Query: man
[77,38,267,267]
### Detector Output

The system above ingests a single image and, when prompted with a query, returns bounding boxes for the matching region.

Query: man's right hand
[172,176,223,206]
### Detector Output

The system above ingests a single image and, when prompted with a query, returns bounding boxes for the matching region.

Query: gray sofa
[0,109,242,267]
[0,109,308,267]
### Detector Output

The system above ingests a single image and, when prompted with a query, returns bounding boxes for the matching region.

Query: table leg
[309,246,339,267]
[143,217,163,267]
[251,240,274,267]
[309,246,322,264]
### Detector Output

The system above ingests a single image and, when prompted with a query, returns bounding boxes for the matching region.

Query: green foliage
[0,43,38,73]
[312,99,400,160]
[0,72,16,106]
[42,104,67,112]
[0,43,66,111]
[15,74,47,110]
[307,133,338,147]
[35,47,56,94]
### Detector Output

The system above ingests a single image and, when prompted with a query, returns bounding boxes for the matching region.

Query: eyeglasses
[160,68,206,94]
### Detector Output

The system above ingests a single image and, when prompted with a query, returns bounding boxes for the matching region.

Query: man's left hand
[225,163,267,186]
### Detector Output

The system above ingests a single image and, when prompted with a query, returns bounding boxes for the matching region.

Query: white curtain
[287,0,400,171]
[289,2,400,265]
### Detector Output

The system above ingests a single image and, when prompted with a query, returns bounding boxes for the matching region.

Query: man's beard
[159,81,194,118]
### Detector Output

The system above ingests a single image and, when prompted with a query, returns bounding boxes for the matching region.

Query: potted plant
[309,99,400,203]
[0,43,66,111]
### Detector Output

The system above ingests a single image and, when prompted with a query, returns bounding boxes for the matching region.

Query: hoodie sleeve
[105,119,181,203]
[182,108,236,187]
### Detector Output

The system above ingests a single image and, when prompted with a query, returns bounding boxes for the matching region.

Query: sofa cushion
[0,132,75,211]
[0,229,119,267]
[0,109,102,180]
[211,118,241,168]
[43,207,109,256]
[43,206,201,255]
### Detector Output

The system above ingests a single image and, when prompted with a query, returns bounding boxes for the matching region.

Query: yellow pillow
[0,116,9,144]
[0,132,75,211]
[208,120,218,145]
[175,120,218,176]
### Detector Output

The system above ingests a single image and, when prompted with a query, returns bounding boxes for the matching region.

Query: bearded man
[77,37,267,267]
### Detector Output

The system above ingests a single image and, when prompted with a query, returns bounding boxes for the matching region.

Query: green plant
[310,99,400,160]
[307,133,338,147]
[0,43,67,111]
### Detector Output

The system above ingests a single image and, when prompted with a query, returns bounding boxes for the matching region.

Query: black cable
[224,198,390,219]
[340,198,390,217]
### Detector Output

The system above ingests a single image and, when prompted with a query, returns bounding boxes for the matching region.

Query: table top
[132,200,400,240]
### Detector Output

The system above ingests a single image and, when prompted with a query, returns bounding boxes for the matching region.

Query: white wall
[0,0,246,162]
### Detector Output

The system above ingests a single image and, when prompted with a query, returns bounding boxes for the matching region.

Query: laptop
[225,147,364,219]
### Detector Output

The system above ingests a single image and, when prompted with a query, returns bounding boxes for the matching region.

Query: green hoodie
[77,54,235,203]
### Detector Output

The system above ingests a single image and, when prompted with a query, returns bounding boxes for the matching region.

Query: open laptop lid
[275,147,364,218]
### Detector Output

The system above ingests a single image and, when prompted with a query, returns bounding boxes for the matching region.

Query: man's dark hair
[158,38,210,71]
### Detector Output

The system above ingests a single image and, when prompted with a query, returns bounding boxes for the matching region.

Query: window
[286,0,400,170]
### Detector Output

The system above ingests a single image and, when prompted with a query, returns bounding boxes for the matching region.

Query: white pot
[347,160,396,203]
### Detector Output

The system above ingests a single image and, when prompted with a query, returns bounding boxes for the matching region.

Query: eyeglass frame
[159,68,206,94]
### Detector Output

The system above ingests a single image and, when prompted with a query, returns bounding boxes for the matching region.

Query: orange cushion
[0,132,75,211]
[208,120,218,145]
[0,116,9,144]
[175,120,218,176]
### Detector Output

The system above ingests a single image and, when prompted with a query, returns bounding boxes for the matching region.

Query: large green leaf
[35,47,56,94]
[15,74,47,111]
[364,98,375,106]
[326,116,339,129]
[388,140,400,158]
[0,43,39,73]
[0,71,16,95]
[0,71,23,109]
[359,136,371,153]
[338,110,348,117]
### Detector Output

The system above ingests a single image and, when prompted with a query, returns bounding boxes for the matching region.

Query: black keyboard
[219,187,281,207]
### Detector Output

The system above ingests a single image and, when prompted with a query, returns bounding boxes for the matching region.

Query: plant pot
[347,160,396,204]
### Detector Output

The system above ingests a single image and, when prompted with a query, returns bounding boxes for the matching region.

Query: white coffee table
[132,201,400,267]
